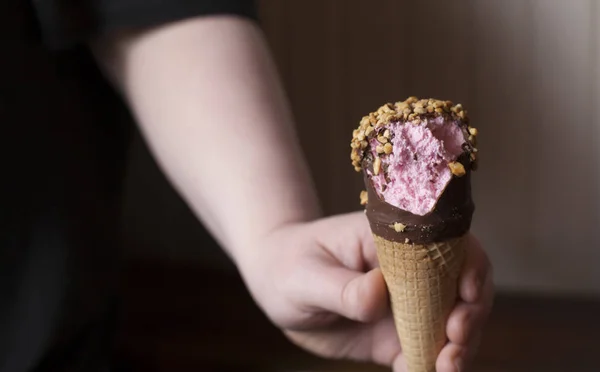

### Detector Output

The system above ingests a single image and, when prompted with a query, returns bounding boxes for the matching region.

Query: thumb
[301,265,389,323]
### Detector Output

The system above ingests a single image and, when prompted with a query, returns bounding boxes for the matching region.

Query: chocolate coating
[363,154,475,244]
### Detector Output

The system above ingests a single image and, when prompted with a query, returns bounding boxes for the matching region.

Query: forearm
[93,16,321,264]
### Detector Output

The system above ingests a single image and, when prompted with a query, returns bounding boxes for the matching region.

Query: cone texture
[374,235,466,372]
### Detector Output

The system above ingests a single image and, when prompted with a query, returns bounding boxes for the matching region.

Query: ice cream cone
[350,97,479,372]
[374,235,466,372]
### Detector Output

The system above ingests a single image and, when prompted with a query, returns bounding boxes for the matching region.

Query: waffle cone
[374,234,466,372]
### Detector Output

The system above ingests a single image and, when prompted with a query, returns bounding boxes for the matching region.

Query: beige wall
[124,0,600,295]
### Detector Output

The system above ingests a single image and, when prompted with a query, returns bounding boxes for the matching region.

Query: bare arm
[91,16,492,372]
[92,16,321,265]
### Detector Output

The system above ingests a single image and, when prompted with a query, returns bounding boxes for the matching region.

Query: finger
[392,355,409,372]
[284,314,402,366]
[371,315,403,369]
[300,265,389,323]
[361,233,379,271]
[316,212,380,271]
[446,301,486,346]
[436,342,469,372]
[448,263,494,345]
[356,215,379,270]
[437,332,482,372]
[459,234,493,303]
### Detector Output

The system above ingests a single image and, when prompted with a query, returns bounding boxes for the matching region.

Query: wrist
[232,220,313,325]
[231,213,317,270]
[227,195,322,267]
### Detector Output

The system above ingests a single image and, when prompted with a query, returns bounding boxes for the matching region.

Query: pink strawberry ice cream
[367,116,467,216]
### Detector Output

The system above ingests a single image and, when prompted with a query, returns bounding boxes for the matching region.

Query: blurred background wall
[121,0,600,296]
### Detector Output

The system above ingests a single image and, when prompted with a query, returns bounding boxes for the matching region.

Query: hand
[238,211,494,372]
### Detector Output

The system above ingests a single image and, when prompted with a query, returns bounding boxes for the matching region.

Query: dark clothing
[0,1,257,371]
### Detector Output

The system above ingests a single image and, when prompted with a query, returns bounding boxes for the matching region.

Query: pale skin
[92,16,494,372]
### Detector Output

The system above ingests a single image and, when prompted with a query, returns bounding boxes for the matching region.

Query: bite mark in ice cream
[367,116,466,216]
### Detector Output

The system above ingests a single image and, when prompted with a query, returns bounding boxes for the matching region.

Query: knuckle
[449,306,475,345]
[342,277,374,322]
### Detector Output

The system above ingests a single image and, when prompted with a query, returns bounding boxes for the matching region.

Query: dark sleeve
[32,0,258,49]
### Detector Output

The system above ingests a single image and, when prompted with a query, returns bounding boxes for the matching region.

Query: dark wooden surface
[115,259,600,372]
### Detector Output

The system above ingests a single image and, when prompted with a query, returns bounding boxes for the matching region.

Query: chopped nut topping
[383,142,393,154]
[449,161,466,177]
[349,97,475,172]
[360,190,368,205]
[396,103,409,111]
[404,238,411,244]
[382,103,394,112]
[373,157,382,175]
[393,222,406,232]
